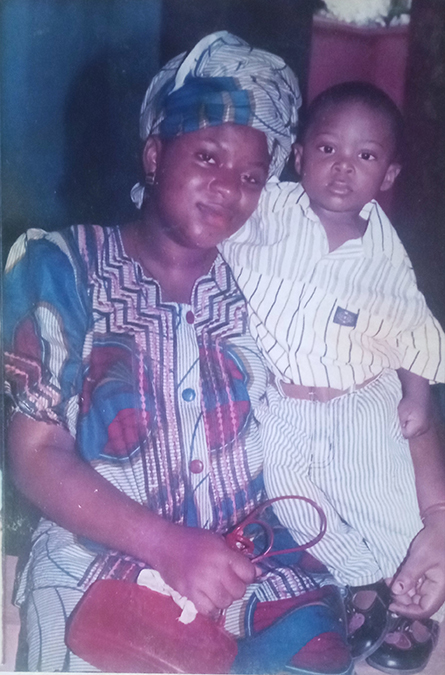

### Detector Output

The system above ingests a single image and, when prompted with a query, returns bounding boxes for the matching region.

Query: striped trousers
[259,369,423,587]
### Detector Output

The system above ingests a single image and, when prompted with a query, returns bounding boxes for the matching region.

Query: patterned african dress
[4,225,337,672]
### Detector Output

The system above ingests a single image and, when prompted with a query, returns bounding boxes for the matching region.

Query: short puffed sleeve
[4,227,91,432]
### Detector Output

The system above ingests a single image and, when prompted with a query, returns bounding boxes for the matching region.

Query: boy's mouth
[328,181,352,195]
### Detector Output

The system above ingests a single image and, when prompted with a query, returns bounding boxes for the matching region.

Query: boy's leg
[259,374,422,587]
[325,369,423,580]
[259,385,384,587]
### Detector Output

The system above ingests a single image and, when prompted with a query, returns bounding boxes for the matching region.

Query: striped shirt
[220,179,445,389]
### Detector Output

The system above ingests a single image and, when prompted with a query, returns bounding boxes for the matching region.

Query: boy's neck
[309,202,368,252]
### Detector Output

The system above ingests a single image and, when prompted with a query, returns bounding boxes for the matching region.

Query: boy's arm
[397,369,432,438]
[390,410,445,618]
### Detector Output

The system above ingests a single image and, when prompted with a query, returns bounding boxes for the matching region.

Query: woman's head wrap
[131,31,301,208]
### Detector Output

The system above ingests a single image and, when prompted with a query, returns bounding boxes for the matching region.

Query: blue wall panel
[2,0,162,253]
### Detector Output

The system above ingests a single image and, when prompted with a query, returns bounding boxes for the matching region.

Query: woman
[4,32,351,674]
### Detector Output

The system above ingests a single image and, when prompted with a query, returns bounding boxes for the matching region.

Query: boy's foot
[366,615,439,674]
[345,580,391,660]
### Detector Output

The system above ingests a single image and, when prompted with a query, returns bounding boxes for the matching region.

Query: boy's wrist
[421,502,445,523]
[398,370,430,399]
[400,392,432,417]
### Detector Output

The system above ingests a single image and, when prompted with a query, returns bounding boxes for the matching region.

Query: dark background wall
[393,0,445,328]
[1,0,318,260]
[1,0,163,255]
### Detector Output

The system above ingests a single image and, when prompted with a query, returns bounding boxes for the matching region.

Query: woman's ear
[380,162,402,192]
[293,143,304,177]
[142,136,163,177]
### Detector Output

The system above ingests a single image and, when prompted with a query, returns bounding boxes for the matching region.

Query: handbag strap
[225,495,327,562]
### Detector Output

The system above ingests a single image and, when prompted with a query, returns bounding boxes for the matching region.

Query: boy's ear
[142,136,163,176]
[380,162,401,192]
[293,143,304,176]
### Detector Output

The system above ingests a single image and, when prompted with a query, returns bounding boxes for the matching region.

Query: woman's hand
[155,522,256,617]
[392,399,445,619]
[390,511,445,618]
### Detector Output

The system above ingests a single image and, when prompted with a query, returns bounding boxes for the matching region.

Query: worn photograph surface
[2,1,445,673]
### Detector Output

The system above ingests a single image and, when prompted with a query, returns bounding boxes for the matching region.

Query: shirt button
[186,311,195,324]
[182,388,196,402]
[190,459,204,474]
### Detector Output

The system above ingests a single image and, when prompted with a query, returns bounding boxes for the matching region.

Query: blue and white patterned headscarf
[131,31,301,208]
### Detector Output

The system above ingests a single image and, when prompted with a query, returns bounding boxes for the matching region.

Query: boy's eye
[319,145,334,154]
[359,151,376,161]
[196,152,216,164]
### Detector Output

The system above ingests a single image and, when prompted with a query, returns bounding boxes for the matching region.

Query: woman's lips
[197,202,233,220]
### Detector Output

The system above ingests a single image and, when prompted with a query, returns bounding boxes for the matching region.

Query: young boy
[220,82,445,665]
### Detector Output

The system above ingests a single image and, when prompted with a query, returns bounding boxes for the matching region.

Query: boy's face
[294,101,401,218]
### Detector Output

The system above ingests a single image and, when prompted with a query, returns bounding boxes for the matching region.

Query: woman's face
[146,123,270,249]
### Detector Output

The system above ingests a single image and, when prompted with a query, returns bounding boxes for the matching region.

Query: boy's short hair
[299,81,404,162]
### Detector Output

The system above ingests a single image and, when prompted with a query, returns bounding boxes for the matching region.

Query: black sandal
[345,580,391,660]
[366,615,440,674]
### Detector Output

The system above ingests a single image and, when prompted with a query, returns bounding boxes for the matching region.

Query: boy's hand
[396,370,432,439]
[389,512,445,618]
[155,523,256,617]
[398,395,431,439]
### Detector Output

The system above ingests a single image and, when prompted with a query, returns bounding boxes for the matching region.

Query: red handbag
[66,578,237,673]
[66,496,326,673]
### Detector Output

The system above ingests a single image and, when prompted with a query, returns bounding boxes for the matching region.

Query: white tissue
[137,568,198,624]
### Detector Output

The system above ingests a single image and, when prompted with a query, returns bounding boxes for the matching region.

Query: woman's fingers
[192,589,220,618]
[390,566,445,618]
[229,550,257,585]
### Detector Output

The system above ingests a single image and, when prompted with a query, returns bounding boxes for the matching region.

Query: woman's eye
[242,173,261,186]
[359,151,376,161]
[196,152,216,164]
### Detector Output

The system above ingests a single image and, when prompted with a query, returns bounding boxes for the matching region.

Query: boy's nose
[333,157,354,174]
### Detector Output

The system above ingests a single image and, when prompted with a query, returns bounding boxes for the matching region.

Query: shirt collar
[295,185,383,258]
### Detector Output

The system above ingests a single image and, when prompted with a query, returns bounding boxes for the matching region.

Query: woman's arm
[8,412,255,616]
[390,409,445,618]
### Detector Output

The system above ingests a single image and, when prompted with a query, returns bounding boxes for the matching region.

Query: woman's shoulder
[5,224,122,273]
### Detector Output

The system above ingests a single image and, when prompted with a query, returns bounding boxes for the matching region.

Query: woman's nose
[211,169,240,199]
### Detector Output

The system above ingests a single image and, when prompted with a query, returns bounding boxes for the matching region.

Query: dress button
[186,311,195,324]
[182,388,196,402]
[190,459,204,474]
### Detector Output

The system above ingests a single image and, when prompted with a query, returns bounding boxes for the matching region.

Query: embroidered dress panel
[5,225,267,531]
[4,225,332,671]
[220,179,445,388]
